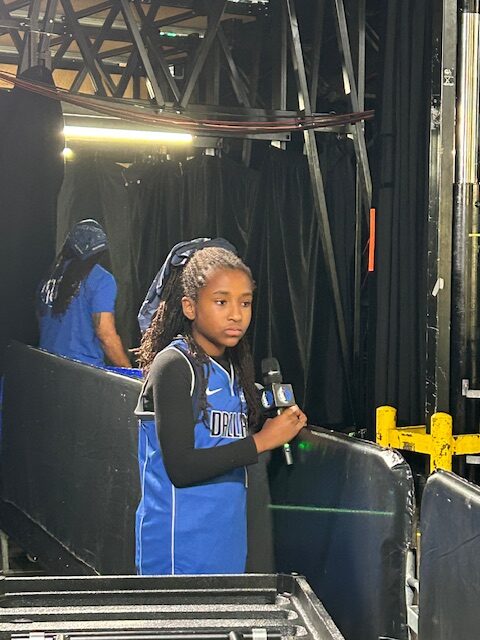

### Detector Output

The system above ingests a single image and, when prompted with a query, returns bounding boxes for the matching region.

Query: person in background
[37,218,130,368]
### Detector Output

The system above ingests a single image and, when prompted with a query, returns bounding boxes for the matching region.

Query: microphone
[261,357,295,465]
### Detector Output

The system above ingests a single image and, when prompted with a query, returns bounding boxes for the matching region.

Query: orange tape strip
[368,208,376,272]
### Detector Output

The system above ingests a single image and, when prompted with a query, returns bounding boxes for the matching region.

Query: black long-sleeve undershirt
[141,349,258,488]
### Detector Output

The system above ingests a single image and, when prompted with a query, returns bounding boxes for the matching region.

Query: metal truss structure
[0,0,374,424]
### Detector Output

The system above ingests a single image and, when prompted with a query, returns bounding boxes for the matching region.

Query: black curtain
[56,157,135,348]
[57,154,258,350]
[0,66,64,371]
[247,142,356,428]
[373,0,432,426]
[128,154,258,348]
[58,142,356,426]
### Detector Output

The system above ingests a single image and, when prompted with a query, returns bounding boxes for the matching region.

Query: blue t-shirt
[38,264,117,367]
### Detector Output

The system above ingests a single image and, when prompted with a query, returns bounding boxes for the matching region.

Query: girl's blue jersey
[135,338,249,575]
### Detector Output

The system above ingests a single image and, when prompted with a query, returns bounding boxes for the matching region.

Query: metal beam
[97,44,133,60]
[111,1,165,100]
[132,0,182,103]
[113,50,139,98]
[0,17,27,32]
[70,4,119,93]
[217,25,251,107]
[285,0,355,422]
[271,0,287,111]
[0,48,122,72]
[50,27,193,49]
[333,0,372,210]
[12,11,202,48]
[353,0,366,417]
[0,0,24,54]
[153,10,197,29]
[179,0,227,109]
[132,73,140,100]
[19,0,41,72]
[204,34,220,105]
[5,0,30,11]
[60,0,114,95]
[425,0,457,421]
[357,0,366,112]
[74,1,114,20]
[0,0,28,36]
[119,0,165,105]
[309,0,325,110]
[52,34,73,68]
[38,0,59,69]
[241,19,262,165]
[60,96,326,121]
[49,32,72,48]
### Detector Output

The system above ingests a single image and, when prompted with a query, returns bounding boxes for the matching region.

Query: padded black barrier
[0,342,141,574]
[0,342,276,576]
[419,471,480,640]
[270,426,414,640]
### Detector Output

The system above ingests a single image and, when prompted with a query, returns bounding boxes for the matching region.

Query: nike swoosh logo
[206,387,222,396]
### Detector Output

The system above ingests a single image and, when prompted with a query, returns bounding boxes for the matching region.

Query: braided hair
[138,247,260,428]
[38,245,103,317]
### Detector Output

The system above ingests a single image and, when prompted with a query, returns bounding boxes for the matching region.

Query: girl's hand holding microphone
[252,405,307,454]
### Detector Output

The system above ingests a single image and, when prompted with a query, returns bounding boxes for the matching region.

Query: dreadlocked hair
[39,246,103,317]
[138,247,261,429]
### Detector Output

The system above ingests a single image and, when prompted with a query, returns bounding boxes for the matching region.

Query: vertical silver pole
[451,1,480,432]
[425,0,457,422]
[456,7,480,184]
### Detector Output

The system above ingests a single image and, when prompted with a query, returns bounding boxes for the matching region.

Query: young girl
[135,238,307,575]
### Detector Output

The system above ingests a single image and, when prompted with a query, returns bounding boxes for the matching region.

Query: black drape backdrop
[0,66,64,371]
[127,155,258,345]
[56,158,138,348]
[57,154,258,351]
[373,0,432,426]
[246,143,356,428]
[57,139,356,427]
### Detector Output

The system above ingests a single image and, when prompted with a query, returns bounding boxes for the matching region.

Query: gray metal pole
[425,0,457,423]
[285,0,355,423]
[19,0,41,72]
[353,0,365,413]
[333,0,372,211]
[119,0,165,105]
[451,0,480,432]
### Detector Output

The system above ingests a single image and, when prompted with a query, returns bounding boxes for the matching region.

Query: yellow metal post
[376,406,480,473]
[430,413,454,472]
[376,406,397,448]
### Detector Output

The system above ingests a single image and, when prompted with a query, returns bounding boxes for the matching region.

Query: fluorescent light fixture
[63,125,192,143]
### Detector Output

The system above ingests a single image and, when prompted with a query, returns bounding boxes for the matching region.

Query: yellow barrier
[376,406,480,473]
